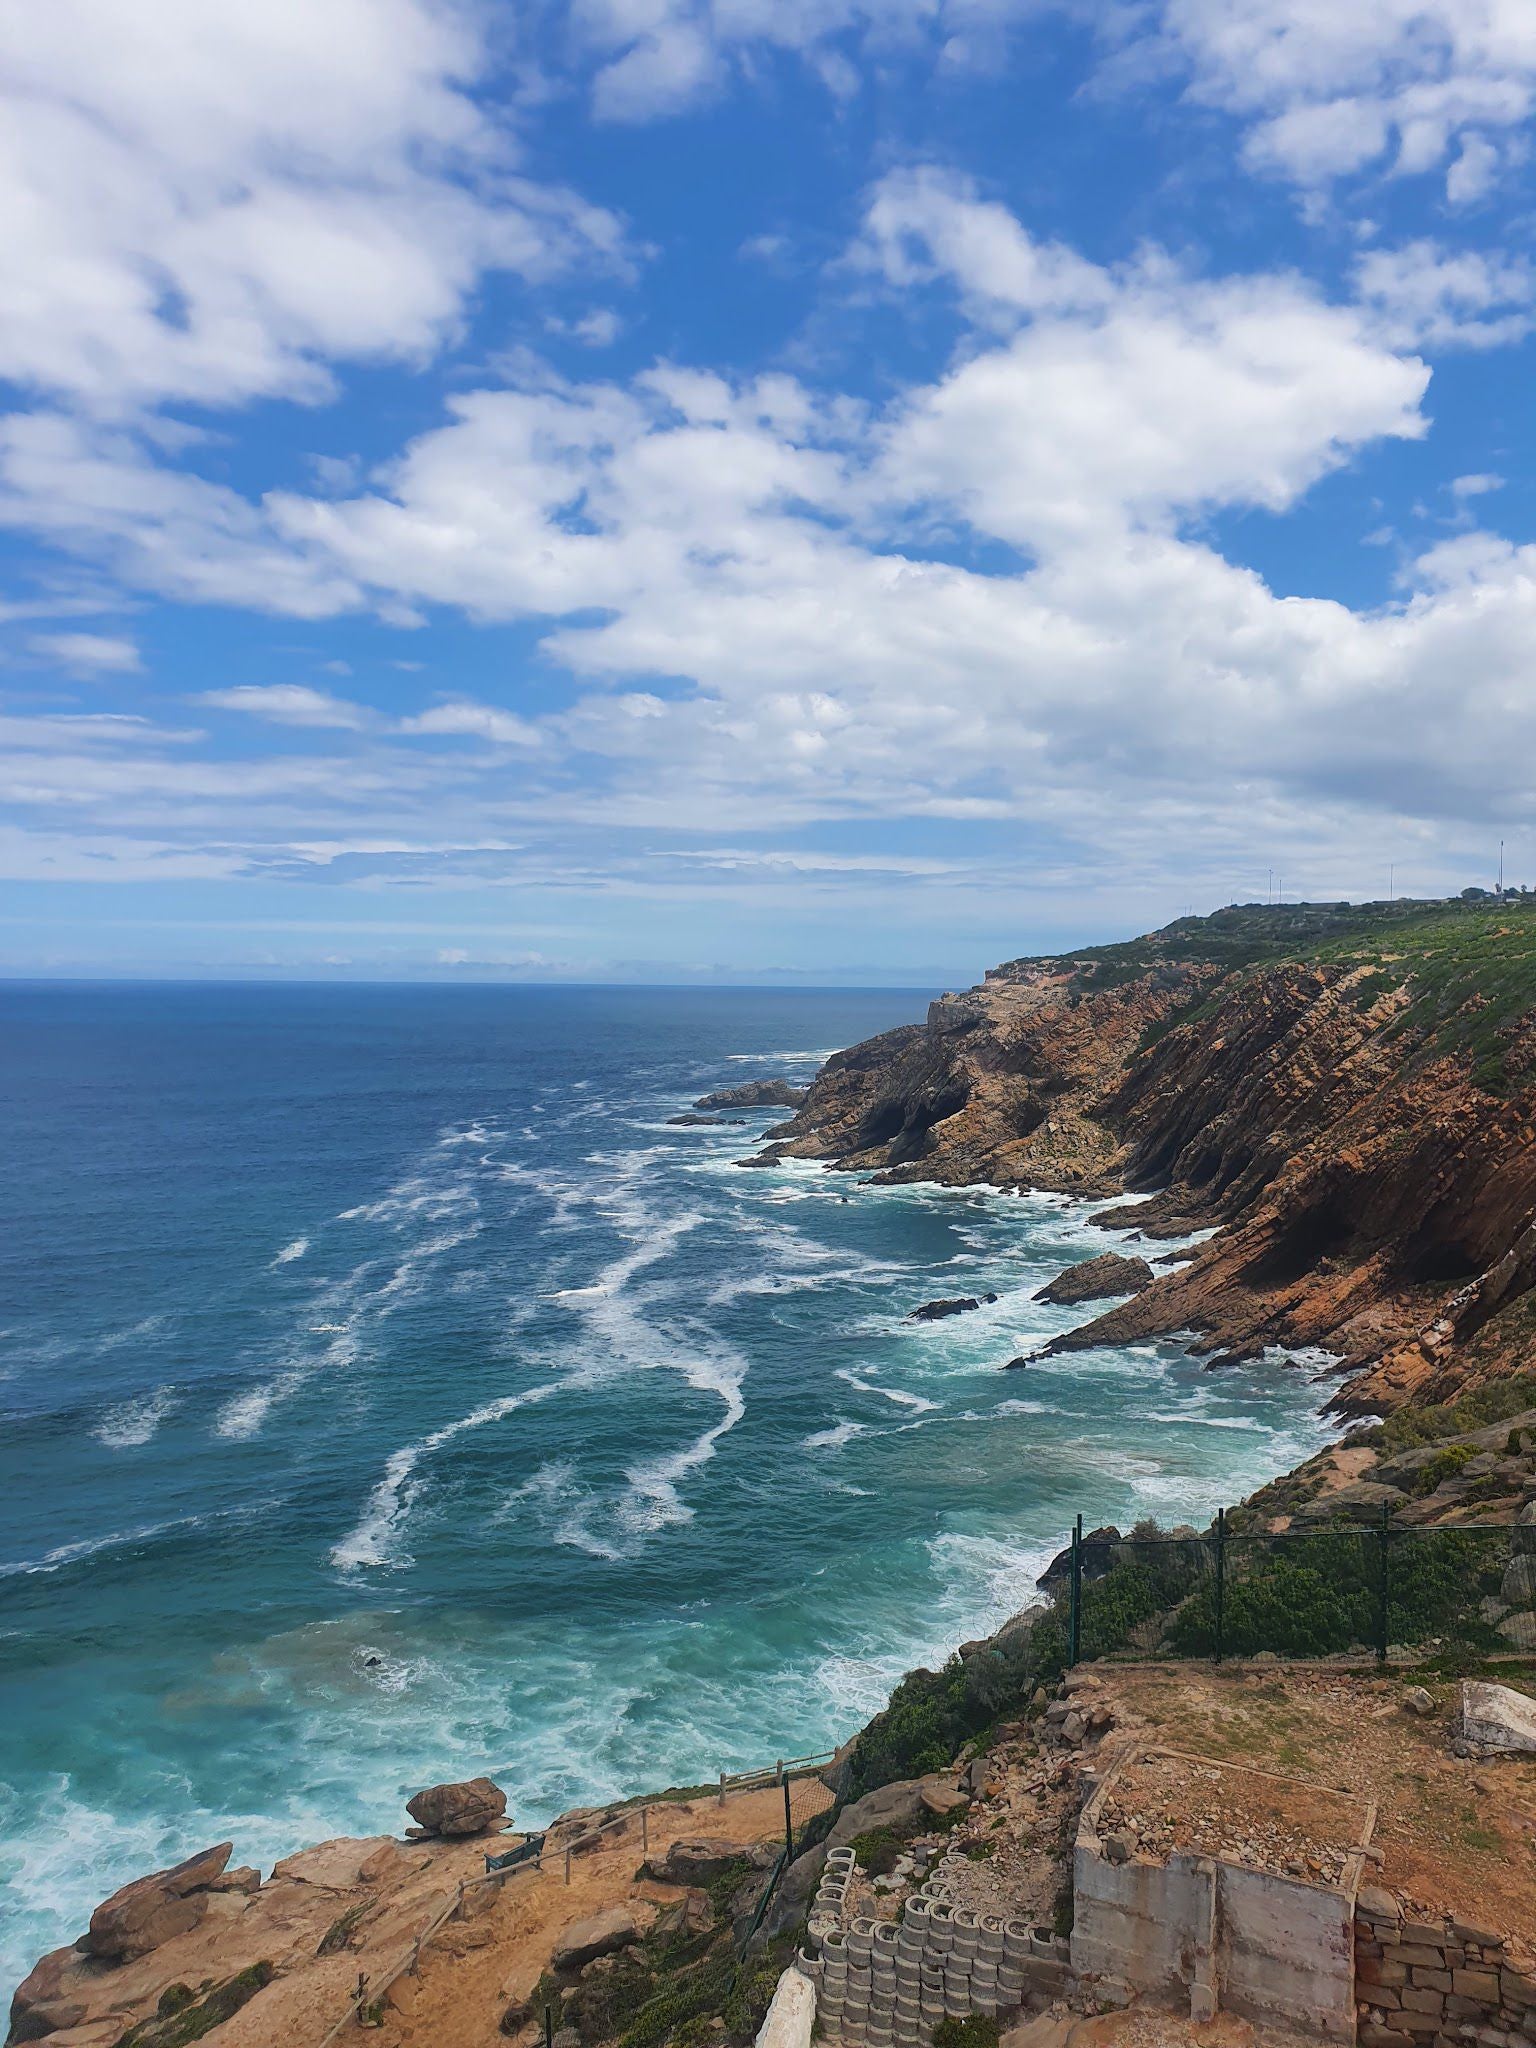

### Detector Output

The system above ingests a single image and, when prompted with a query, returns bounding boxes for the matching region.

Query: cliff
[760,897,1536,1414]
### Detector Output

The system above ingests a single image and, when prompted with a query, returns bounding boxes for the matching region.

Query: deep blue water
[0,983,1338,1996]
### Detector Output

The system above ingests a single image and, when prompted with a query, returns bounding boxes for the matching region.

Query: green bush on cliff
[1411,1443,1479,1494]
[1381,1372,1536,1451]
[117,1963,274,2048]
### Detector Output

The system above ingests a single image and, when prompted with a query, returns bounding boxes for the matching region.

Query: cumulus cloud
[1353,239,1534,352]
[1152,0,1536,200]
[0,0,630,413]
[1,165,1534,928]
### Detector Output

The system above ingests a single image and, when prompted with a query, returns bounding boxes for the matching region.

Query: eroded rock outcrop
[762,901,1536,1413]
[694,1078,806,1110]
[1033,1252,1153,1305]
[83,1841,232,1960]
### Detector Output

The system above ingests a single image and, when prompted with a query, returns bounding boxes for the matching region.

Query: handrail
[313,1747,842,2039]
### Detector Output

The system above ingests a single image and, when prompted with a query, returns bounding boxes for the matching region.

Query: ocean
[0,982,1339,1997]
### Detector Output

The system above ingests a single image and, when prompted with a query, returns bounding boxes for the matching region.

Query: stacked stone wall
[1356,1887,1536,2048]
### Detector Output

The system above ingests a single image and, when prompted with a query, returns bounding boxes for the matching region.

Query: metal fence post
[1069,1513,1083,1667]
[1376,1503,1391,1665]
[783,1775,794,1865]
[1214,1508,1226,1665]
[544,2004,554,2048]
[641,1805,648,1855]
[718,1771,727,1809]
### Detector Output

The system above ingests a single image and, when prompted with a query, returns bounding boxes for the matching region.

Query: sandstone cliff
[760,898,1536,1413]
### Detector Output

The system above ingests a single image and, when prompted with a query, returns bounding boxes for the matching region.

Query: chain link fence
[1060,1511,1536,1666]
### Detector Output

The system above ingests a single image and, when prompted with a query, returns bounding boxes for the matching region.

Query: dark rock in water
[908,1293,998,1321]
[666,1113,726,1125]
[1003,1354,1030,1370]
[694,1077,807,1110]
[1033,1252,1154,1306]
[405,1776,508,1838]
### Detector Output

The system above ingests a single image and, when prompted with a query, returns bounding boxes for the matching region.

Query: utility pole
[1499,841,1505,895]
[1389,863,1394,902]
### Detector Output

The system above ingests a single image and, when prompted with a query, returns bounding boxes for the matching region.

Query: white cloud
[199,683,370,727]
[1451,471,1503,498]
[1151,0,1536,200]
[3,173,1535,917]
[847,166,1112,324]
[1353,239,1534,352]
[398,699,543,746]
[27,630,142,673]
[0,0,629,412]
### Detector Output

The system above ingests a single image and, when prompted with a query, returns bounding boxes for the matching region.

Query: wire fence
[548,1759,835,2048]
[1058,1509,1536,1667]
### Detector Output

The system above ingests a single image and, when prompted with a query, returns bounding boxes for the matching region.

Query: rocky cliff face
[762,901,1536,1413]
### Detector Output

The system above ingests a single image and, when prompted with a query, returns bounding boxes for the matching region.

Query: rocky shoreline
[754,900,1536,1420]
[17,899,1536,2044]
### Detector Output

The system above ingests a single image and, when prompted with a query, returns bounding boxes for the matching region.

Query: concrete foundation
[1071,1747,1375,2043]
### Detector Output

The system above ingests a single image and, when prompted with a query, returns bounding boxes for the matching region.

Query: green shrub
[932,2018,1000,2048]
[1412,1443,1478,1495]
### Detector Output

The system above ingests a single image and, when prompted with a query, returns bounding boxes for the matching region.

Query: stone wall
[796,1844,1071,2047]
[1355,1886,1536,2048]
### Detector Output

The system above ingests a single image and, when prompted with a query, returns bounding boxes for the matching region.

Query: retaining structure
[799,1842,1071,2045]
[1354,1885,1536,2047]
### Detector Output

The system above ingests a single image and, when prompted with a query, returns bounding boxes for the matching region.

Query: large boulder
[83,1841,233,1960]
[9,1946,89,2043]
[643,1837,778,1885]
[1454,1680,1536,1755]
[825,1775,961,1852]
[1033,1253,1153,1306]
[405,1777,508,1838]
[550,1907,640,1973]
[271,1837,399,1888]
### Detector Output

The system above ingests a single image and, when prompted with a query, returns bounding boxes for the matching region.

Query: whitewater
[0,982,1342,1999]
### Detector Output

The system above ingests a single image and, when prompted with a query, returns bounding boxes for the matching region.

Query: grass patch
[117,1964,274,2047]
[932,2019,1001,2048]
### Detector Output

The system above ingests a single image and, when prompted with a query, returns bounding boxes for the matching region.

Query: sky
[2,0,1536,983]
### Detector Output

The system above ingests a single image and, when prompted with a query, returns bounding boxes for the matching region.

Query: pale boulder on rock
[1454,1680,1536,1755]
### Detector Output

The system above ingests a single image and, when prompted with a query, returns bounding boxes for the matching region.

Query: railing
[314,1751,838,2042]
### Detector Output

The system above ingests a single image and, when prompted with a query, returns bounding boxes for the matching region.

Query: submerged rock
[907,1293,998,1321]
[1033,1252,1154,1306]
[694,1078,807,1110]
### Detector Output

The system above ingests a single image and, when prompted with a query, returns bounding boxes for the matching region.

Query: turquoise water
[0,984,1339,1997]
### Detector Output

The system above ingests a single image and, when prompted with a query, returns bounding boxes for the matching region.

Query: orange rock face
[766,927,1536,1412]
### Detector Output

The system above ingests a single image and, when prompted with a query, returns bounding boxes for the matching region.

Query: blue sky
[2,0,1536,981]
